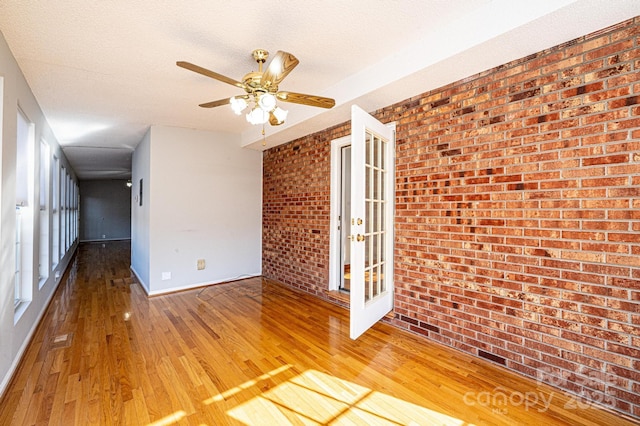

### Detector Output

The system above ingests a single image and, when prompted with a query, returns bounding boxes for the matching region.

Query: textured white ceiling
[0,0,639,179]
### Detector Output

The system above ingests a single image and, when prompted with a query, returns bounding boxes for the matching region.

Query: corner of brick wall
[263,17,640,419]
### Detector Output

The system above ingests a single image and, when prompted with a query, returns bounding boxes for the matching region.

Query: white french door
[349,105,395,339]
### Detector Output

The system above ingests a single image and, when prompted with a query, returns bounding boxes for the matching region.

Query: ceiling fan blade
[276,91,335,109]
[199,98,231,108]
[260,51,299,90]
[177,61,245,89]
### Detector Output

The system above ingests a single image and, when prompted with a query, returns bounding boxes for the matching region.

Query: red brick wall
[263,17,640,418]
[263,123,349,297]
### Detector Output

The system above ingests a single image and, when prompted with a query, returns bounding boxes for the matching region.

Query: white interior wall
[131,129,151,292]
[0,31,78,396]
[132,125,262,295]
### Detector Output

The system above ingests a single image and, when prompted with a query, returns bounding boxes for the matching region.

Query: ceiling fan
[177,49,335,126]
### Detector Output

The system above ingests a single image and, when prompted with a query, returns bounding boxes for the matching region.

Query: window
[60,166,67,255]
[52,156,60,267]
[39,139,48,209]
[15,108,35,309]
[16,110,30,207]
[72,181,79,243]
[39,139,50,286]
[15,206,22,306]
[66,172,70,249]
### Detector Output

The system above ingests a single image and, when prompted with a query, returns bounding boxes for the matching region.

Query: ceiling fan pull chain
[262,123,266,146]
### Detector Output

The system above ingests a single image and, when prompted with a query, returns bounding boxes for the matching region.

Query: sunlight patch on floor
[147,410,186,426]
[204,364,294,403]
[221,369,468,425]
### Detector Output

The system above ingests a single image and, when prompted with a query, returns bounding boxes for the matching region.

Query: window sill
[38,276,48,290]
[14,300,30,325]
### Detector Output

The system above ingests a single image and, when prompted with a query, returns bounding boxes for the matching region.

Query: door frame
[329,136,350,291]
[328,122,396,295]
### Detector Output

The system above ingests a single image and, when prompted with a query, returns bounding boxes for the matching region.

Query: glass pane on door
[362,132,387,304]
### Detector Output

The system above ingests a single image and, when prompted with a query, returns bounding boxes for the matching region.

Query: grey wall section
[79,180,132,241]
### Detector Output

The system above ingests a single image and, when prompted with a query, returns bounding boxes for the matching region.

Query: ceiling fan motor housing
[243,71,267,91]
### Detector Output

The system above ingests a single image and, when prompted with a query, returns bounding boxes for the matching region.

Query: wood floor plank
[0,241,638,425]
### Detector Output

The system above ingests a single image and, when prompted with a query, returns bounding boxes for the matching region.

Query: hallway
[0,241,635,425]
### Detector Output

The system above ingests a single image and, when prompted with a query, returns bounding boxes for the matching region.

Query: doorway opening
[329,136,351,293]
[339,145,351,293]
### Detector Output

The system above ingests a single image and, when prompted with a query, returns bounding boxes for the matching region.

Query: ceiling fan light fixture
[258,93,277,112]
[230,96,248,115]
[272,106,288,124]
[246,106,269,125]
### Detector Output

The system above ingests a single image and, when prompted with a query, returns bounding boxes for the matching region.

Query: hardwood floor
[1,241,637,425]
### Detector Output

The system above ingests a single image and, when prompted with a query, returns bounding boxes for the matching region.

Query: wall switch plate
[162,272,171,280]
[197,259,205,270]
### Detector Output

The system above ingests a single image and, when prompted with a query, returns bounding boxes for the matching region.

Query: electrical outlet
[197,259,205,270]
[162,272,171,280]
